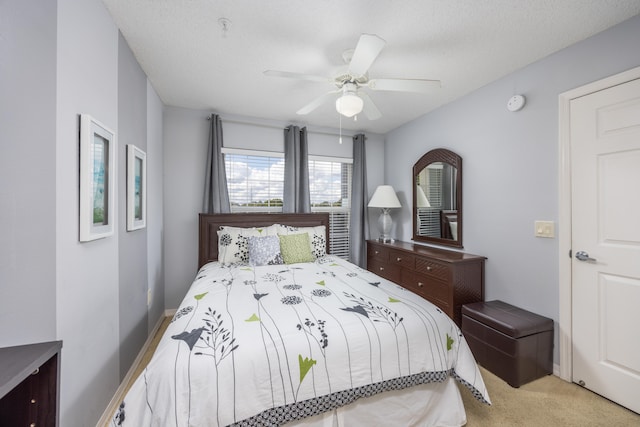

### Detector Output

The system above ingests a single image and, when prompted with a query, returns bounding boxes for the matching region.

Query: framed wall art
[79,114,116,242]
[126,144,147,231]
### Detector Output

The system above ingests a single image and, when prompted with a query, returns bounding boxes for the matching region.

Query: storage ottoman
[461,300,553,388]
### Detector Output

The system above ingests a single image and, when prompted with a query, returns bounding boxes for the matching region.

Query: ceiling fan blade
[358,92,382,121]
[348,34,386,78]
[296,91,338,115]
[367,78,441,93]
[264,70,332,84]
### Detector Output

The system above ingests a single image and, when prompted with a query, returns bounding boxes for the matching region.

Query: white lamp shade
[336,93,364,118]
[416,185,430,207]
[368,185,401,208]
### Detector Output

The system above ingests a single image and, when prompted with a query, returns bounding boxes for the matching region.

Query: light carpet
[462,366,639,426]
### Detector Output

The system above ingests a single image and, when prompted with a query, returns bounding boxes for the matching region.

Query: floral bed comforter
[114,256,489,427]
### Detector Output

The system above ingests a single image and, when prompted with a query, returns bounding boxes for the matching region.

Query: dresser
[367,240,485,326]
[0,341,62,427]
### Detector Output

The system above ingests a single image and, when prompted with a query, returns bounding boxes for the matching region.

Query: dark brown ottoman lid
[462,300,553,338]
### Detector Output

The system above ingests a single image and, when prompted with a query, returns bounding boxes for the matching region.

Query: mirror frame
[412,148,463,248]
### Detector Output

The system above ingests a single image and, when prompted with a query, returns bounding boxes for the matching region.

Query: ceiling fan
[264,34,441,120]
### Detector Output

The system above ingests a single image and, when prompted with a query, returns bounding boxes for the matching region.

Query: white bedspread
[113,256,489,427]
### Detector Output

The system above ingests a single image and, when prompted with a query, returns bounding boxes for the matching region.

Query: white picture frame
[79,114,116,242]
[126,144,147,231]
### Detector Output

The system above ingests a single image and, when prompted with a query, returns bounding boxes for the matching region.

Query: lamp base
[377,236,395,244]
[377,208,394,244]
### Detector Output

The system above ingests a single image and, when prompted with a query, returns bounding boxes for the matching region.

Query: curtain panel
[349,133,369,267]
[283,125,311,213]
[203,113,231,213]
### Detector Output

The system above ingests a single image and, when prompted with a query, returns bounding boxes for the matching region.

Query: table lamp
[368,185,401,243]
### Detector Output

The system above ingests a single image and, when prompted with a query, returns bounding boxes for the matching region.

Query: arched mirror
[412,148,462,248]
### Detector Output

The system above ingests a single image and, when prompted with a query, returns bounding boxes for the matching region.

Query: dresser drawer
[367,244,390,263]
[415,258,450,281]
[401,271,450,308]
[430,299,452,317]
[368,259,400,283]
[422,278,450,308]
[389,249,416,269]
[400,270,428,298]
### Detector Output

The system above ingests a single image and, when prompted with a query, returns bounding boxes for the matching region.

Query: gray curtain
[349,133,369,266]
[283,126,310,213]
[203,113,230,213]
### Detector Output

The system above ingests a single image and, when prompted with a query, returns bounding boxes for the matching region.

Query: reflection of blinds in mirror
[425,166,443,208]
[417,207,440,237]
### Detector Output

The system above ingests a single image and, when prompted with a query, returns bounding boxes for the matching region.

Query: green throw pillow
[279,233,315,264]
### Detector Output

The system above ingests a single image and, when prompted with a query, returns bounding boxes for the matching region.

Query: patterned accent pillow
[275,225,326,259]
[279,233,315,264]
[217,225,278,265]
[248,235,284,266]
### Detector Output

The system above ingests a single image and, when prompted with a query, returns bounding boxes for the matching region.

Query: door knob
[575,251,596,262]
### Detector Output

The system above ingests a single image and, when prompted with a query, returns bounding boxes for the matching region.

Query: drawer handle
[426,266,432,271]
[375,250,379,255]
[379,267,384,271]
[396,257,401,262]
[418,282,424,287]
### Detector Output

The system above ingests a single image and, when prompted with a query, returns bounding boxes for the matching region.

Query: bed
[113,213,490,427]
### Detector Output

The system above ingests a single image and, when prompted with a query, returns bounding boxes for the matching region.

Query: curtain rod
[207,114,359,138]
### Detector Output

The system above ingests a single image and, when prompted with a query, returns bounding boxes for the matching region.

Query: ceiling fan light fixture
[336,92,363,118]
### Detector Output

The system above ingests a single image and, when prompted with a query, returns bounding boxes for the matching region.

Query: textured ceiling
[102,1,640,134]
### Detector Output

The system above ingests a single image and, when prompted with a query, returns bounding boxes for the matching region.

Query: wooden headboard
[198,212,331,268]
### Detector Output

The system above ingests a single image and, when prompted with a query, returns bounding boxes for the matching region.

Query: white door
[570,77,640,413]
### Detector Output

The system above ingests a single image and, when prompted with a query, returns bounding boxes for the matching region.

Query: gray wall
[56,0,120,423]
[1,1,165,425]
[385,14,640,363]
[163,108,208,308]
[147,81,166,332]
[117,32,151,378]
[0,0,57,346]
[163,108,386,308]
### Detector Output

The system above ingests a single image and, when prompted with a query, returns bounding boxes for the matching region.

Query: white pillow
[217,225,278,264]
[274,224,327,259]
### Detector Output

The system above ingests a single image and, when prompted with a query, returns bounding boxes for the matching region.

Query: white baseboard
[95,312,171,427]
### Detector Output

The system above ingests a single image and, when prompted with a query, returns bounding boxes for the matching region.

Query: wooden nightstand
[367,240,485,326]
[0,341,62,427]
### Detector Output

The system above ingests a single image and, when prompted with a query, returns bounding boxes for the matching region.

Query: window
[223,148,352,259]
[308,157,352,259]
[224,149,284,212]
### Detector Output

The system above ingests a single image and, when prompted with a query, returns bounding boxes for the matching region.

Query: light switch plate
[534,221,555,238]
